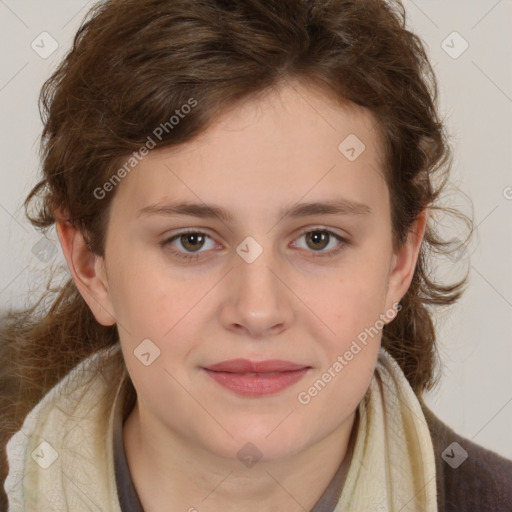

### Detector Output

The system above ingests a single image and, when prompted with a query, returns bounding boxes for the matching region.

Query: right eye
[161,230,219,261]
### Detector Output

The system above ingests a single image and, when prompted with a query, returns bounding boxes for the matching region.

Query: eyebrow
[137,198,372,222]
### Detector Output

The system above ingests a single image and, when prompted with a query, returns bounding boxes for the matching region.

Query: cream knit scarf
[335,349,438,511]
[5,345,437,511]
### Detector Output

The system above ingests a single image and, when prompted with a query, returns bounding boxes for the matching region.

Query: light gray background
[1,1,511,459]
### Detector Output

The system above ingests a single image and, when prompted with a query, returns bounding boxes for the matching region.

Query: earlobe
[55,216,116,327]
[385,209,428,312]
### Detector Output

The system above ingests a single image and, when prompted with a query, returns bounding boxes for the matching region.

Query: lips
[202,359,310,396]
[204,359,308,373]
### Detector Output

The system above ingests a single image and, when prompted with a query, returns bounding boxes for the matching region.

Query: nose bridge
[222,237,294,336]
[238,253,281,301]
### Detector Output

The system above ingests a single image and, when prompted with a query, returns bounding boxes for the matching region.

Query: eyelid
[161,226,349,260]
[293,225,348,240]
[290,226,349,257]
[161,228,219,250]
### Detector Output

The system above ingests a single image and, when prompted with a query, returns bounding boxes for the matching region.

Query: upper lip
[204,359,309,373]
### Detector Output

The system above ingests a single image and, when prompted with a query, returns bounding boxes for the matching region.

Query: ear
[55,214,116,326]
[384,208,428,314]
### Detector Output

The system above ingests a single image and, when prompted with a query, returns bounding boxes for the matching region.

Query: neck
[123,403,357,512]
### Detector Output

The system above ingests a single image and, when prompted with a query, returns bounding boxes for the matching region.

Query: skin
[57,78,426,511]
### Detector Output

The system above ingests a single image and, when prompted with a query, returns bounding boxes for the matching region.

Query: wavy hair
[0,0,471,502]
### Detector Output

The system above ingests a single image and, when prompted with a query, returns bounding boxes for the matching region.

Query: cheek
[107,249,208,337]
[111,265,204,401]
[308,253,391,343]
[295,263,389,420]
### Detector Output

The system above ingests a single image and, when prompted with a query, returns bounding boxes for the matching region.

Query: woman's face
[91,80,419,462]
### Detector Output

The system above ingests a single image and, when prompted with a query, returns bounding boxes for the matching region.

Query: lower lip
[203,368,309,396]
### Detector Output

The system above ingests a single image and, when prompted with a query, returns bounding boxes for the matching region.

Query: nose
[220,249,295,339]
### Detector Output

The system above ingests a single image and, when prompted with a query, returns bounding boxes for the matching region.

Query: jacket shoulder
[421,402,512,512]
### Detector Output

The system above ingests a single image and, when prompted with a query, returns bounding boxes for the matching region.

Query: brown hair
[0,0,470,501]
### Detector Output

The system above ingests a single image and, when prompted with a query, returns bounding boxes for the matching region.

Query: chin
[218,421,311,463]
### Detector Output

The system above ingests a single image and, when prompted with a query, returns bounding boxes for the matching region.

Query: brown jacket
[421,402,512,511]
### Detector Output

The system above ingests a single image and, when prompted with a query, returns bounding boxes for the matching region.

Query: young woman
[2,0,511,510]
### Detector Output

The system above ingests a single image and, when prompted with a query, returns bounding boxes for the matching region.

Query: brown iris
[305,231,330,251]
[180,233,206,252]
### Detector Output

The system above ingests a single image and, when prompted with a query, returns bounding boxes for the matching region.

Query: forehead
[109,80,388,220]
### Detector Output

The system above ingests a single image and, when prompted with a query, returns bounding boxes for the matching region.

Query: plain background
[0,0,511,460]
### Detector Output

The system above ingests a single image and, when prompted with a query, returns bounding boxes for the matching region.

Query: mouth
[202,359,311,396]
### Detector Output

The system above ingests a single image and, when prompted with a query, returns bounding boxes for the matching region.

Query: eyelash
[160,228,348,262]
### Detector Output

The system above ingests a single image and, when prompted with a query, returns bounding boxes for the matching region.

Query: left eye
[292,229,345,254]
